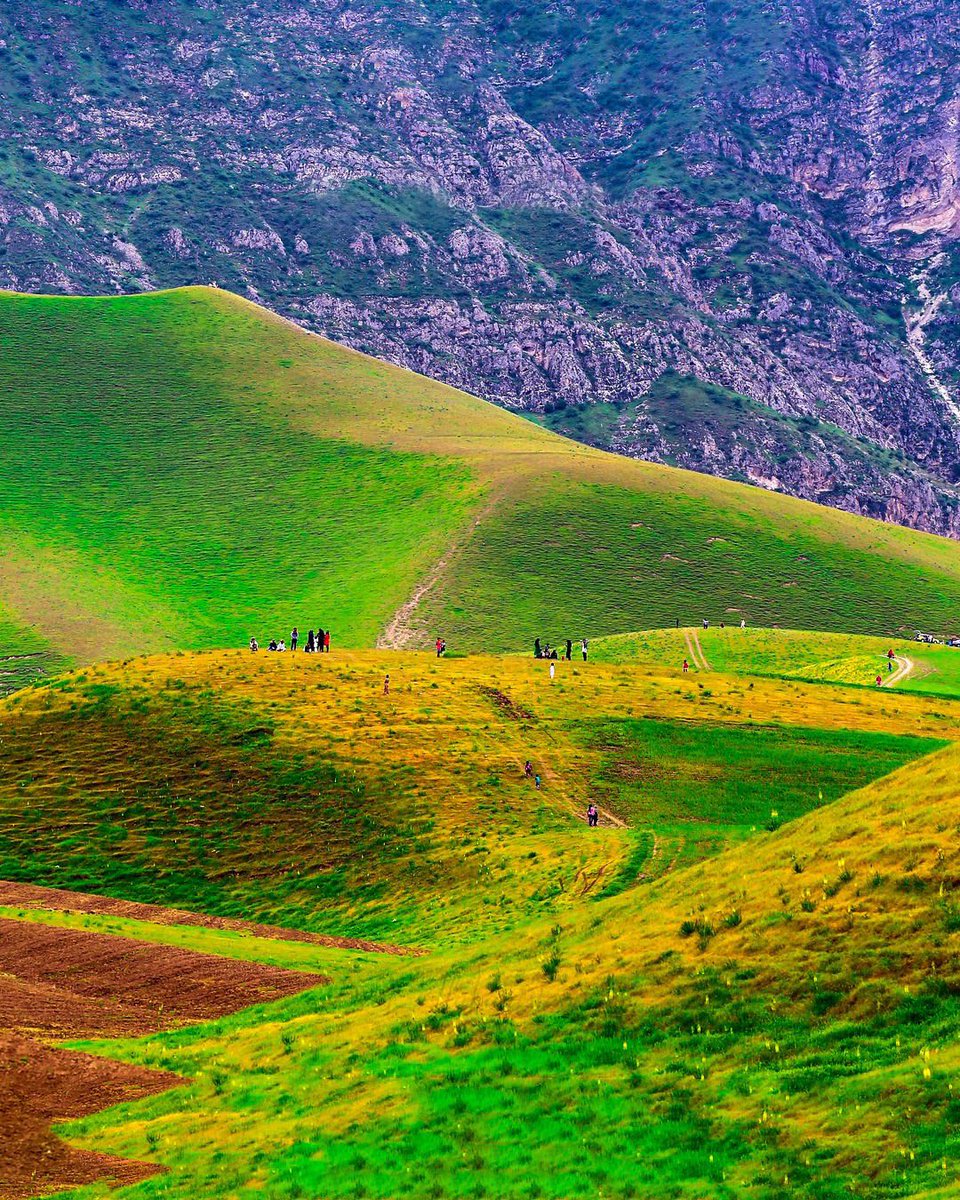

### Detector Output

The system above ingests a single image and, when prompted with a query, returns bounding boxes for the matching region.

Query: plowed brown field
[0,915,328,1199]
[0,880,424,956]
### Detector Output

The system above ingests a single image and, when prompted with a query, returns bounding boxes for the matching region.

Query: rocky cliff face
[2,0,960,534]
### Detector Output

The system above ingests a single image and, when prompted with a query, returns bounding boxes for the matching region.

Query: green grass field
[3,649,960,1200]
[594,625,960,696]
[3,286,960,679]
[4,285,960,1199]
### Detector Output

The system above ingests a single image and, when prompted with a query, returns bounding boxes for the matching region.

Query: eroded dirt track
[0,916,328,1200]
[0,880,424,956]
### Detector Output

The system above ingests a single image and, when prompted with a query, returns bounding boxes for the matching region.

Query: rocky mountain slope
[2,0,960,534]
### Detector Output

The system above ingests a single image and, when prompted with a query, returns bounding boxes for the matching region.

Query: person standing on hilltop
[581,638,588,662]
[565,639,572,661]
[317,627,325,653]
[306,629,316,653]
[291,626,298,652]
[535,637,542,659]
[683,659,689,673]
[324,630,331,654]
[436,636,443,658]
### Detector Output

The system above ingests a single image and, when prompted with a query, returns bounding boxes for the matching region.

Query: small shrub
[542,950,562,982]
[724,909,742,928]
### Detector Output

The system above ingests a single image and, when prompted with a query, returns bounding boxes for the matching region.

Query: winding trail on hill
[378,504,492,650]
[683,629,710,671]
[883,655,914,688]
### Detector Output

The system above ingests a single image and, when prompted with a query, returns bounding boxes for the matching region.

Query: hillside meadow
[3,287,960,679]
[0,648,958,1199]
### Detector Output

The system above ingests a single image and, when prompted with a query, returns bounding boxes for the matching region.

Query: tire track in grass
[883,655,915,688]
[683,628,709,671]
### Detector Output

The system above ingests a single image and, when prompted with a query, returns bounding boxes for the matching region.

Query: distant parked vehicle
[949,637,960,648]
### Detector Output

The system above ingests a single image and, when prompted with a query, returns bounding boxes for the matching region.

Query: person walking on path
[524,760,533,778]
[383,674,390,695]
[291,627,299,652]
[535,773,542,790]
[565,639,572,661]
[581,638,588,662]
[586,803,599,827]
[549,661,556,680]
[323,630,331,653]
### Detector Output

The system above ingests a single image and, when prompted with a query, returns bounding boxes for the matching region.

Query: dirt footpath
[0,879,424,956]
[0,917,328,1200]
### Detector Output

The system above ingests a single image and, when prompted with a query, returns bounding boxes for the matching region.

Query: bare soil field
[0,880,424,956]
[0,915,328,1199]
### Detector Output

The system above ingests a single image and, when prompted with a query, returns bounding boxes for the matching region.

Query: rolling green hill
[3,285,960,681]
[3,648,960,1198]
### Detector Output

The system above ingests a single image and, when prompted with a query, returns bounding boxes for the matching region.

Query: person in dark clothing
[291,627,299,651]
[268,639,278,651]
[551,649,559,660]
[581,638,588,662]
[524,760,534,778]
[534,637,542,659]
[586,803,599,827]
[316,627,324,653]
[306,630,316,653]
[565,639,572,661]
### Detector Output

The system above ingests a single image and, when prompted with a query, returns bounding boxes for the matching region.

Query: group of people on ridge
[249,626,331,653]
[534,637,587,662]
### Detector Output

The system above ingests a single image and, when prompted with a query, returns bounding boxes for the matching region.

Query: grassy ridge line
[55,739,960,1200]
[2,286,960,663]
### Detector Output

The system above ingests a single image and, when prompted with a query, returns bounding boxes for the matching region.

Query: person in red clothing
[683,659,689,673]
[876,674,883,686]
[324,630,331,653]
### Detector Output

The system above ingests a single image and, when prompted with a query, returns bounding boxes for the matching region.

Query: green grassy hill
[3,649,960,1198]
[594,626,960,696]
[3,285,960,679]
